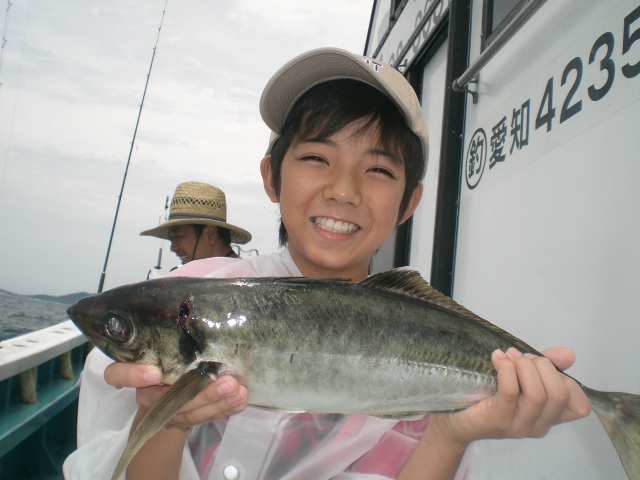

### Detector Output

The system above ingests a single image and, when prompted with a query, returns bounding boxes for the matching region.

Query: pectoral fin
[111,363,220,480]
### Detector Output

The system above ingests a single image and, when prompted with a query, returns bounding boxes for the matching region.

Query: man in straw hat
[140,182,251,265]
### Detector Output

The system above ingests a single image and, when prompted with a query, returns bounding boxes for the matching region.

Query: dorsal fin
[359,269,540,355]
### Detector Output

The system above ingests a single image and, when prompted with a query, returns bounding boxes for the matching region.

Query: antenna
[97,1,169,293]
[154,195,169,269]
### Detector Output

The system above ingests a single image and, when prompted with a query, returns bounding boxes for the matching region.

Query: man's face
[167,225,200,264]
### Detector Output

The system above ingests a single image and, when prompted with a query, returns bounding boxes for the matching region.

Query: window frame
[481,0,528,51]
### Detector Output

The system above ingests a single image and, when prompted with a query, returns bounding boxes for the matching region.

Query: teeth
[312,217,359,234]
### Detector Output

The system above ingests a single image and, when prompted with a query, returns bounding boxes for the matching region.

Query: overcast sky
[0,0,374,295]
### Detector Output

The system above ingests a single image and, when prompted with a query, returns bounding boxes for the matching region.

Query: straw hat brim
[140,218,252,245]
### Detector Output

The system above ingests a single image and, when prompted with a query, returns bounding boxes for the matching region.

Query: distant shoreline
[0,289,91,306]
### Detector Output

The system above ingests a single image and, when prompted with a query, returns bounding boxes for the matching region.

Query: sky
[0,0,374,296]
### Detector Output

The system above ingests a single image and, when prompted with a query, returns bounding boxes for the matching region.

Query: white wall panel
[456,0,640,477]
[409,39,449,279]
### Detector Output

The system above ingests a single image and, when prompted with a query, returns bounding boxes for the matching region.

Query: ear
[204,225,218,244]
[261,155,279,203]
[398,182,423,225]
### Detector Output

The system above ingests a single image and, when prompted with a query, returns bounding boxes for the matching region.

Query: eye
[300,154,327,163]
[369,166,396,178]
[103,314,131,343]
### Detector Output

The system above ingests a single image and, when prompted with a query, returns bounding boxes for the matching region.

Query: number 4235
[534,4,640,132]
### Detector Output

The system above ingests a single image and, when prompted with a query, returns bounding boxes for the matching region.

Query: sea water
[0,290,70,340]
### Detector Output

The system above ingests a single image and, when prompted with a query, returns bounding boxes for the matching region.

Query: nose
[169,240,178,252]
[323,166,362,207]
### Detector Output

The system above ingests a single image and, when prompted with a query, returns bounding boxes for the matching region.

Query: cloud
[0,0,373,295]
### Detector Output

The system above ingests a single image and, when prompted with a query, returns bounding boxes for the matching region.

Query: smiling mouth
[311,217,360,234]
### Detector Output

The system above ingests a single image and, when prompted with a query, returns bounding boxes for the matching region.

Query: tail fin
[584,386,640,480]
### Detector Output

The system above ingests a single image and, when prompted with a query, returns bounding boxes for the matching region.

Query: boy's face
[261,122,422,281]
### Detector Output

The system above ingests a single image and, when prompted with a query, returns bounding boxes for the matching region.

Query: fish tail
[111,363,219,480]
[584,386,640,480]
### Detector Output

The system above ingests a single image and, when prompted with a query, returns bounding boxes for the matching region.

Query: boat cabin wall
[367,0,639,477]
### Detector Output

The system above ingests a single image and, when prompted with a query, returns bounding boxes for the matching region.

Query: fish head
[67,278,205,383]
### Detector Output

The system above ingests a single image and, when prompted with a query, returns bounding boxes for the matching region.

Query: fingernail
[143,368,162,382]
[507,347,522,357]
[227,393,244,403]
[524,353,538,359]
[217,381,235,396]
[493,349,506,359]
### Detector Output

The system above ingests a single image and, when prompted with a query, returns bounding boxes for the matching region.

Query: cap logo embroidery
[364,59,383,72]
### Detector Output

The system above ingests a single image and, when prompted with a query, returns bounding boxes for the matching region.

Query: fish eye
[103,314,131,343]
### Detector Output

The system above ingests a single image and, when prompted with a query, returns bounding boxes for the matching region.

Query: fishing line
[0,0,28,199]
[0,1,13,92]
[97,0,170,293]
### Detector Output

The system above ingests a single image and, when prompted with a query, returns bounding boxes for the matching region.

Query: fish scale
[67,268,640,480]
[185,281,500,413]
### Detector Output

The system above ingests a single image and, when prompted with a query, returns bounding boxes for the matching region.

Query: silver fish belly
[189,281,505,415]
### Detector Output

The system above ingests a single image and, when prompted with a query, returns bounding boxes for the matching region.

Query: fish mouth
[311,216,360,234]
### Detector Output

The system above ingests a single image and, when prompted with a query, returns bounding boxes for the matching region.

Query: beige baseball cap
[259,47,429,168]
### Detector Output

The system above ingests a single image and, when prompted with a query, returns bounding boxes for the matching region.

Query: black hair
[191,224,206,237]
[216,226,232,245]
[268,79,424,246]
[190,224,232,245]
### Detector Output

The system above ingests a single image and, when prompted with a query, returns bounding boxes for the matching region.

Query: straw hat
[140,182,252,244]
[260,47,429,169]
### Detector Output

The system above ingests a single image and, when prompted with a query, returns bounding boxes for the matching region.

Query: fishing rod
[97,0,169,294]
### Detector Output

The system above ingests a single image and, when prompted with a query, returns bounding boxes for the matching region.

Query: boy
[64,48,590,480]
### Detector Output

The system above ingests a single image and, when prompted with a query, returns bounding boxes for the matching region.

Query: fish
[67,269,640,480]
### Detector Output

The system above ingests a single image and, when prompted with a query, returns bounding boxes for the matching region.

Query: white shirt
[63,249,476,480]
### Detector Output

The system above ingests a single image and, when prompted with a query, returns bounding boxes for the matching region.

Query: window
[390,0,404,21]
[482,0,528,50]
[366,0,392,56]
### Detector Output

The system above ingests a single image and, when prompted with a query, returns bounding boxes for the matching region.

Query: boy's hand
[104,363,248,426]
[429,347,591,446]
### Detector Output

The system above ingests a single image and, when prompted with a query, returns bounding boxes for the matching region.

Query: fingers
[539,347,592,423]
[540,347,576,371]
[522,353,570,437]
[489,349,521,430]
[135,376,248,427]
[490,348,572,439]
[557,375,592,423]
[104,362,163,388]
[504,349,548,437]
[172,380,248,425]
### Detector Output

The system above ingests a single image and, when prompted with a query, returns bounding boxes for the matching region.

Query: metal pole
[97,1,169,293]
[452,0,548,94]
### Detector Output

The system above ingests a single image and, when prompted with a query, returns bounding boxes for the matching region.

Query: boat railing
[0,320,88,479]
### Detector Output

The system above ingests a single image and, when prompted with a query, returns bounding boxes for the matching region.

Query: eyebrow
[299,136,338,147]
[368,148,400,165]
